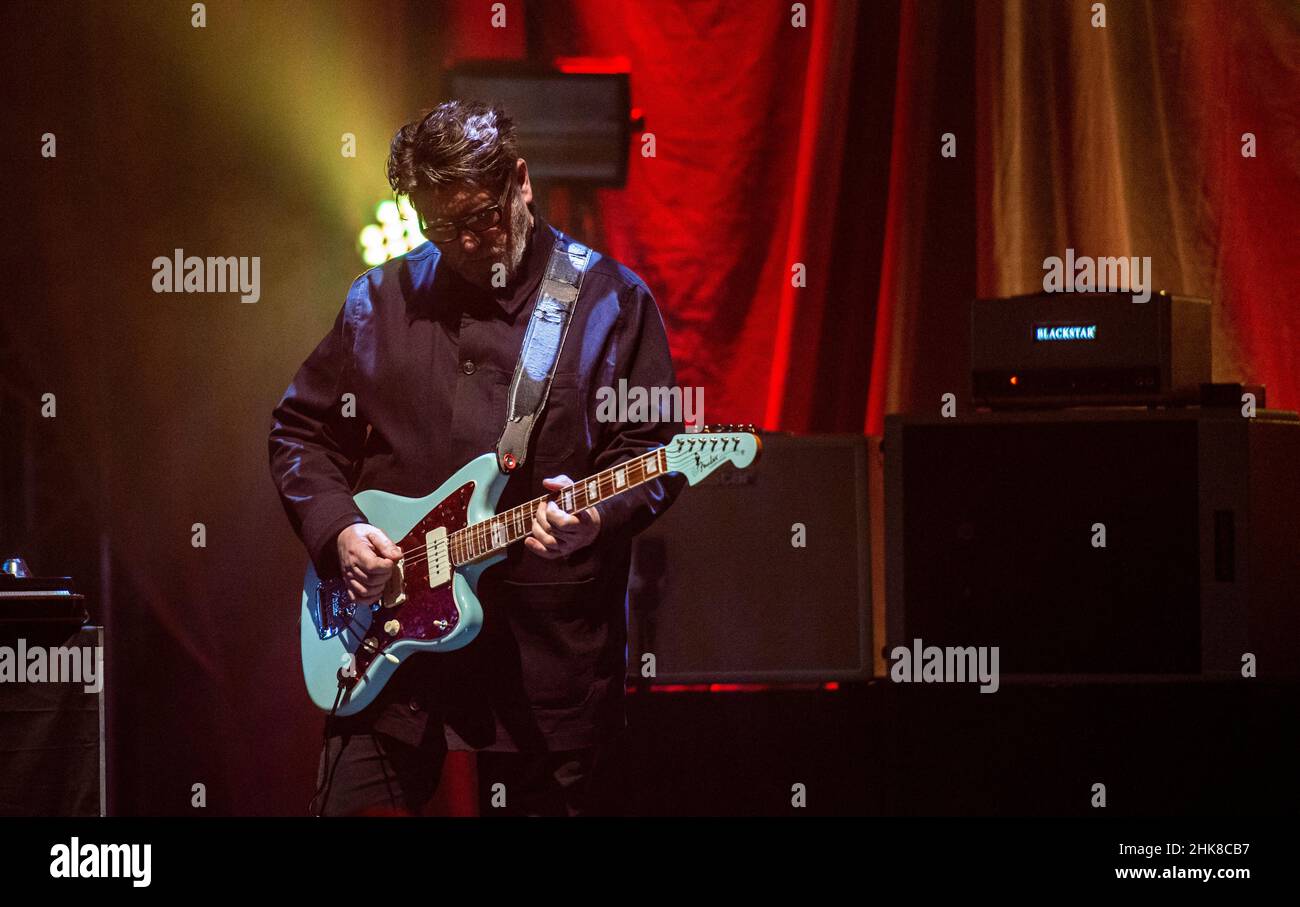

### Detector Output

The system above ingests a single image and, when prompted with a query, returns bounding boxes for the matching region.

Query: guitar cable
[307,673,352,817]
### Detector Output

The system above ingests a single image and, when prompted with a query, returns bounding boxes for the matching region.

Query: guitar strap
[495,234,593,474]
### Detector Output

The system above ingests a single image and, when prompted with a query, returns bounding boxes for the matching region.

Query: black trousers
[312,727,619,816]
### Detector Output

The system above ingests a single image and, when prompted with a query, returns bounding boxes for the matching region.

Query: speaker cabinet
[447,65,629,186]
[0,624,105,815]
[627,433,872,683]
[885,410,1300,677]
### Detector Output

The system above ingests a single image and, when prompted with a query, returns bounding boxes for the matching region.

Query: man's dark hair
[386,100,519,196]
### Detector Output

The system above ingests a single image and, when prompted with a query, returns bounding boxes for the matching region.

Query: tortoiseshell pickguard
[346,482,473,678]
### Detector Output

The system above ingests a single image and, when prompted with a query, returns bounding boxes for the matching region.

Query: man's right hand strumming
[336,523,402,605]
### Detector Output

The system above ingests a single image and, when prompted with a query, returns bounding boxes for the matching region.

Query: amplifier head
[971,291,1210,407]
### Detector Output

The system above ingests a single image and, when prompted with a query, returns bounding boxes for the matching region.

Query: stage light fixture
[358,197,426,266]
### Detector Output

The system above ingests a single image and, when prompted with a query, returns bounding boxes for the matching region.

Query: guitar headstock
[664,424,762,485]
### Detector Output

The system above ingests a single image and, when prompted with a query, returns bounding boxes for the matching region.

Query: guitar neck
[450,447,670,565]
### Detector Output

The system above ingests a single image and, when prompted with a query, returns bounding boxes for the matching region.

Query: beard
[451,195,531,291]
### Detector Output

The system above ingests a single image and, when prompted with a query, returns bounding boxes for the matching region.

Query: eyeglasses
[417,181,513,244]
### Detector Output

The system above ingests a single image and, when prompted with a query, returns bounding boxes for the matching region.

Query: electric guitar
[300,427,761,714]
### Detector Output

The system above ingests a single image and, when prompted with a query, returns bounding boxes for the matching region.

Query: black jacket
[268,210,685,751]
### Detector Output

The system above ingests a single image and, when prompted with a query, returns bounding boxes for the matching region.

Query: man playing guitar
[268,100,685,816]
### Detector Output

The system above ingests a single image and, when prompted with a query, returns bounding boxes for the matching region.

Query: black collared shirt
[268,208,686,751]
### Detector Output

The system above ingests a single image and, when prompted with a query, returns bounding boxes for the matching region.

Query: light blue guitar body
[299,453,505,716]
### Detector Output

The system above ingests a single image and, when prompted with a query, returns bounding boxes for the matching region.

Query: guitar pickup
[424,527,451,587]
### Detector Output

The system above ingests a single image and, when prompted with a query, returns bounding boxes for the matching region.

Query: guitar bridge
[312,579,380,641]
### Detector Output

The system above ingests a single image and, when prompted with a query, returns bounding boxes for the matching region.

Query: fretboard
[450,446,670,564]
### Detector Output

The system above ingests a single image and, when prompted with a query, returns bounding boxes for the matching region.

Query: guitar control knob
[384,619,401,636]
[362,637,379,654]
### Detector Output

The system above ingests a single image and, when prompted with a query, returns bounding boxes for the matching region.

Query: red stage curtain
[527,0,863,431]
